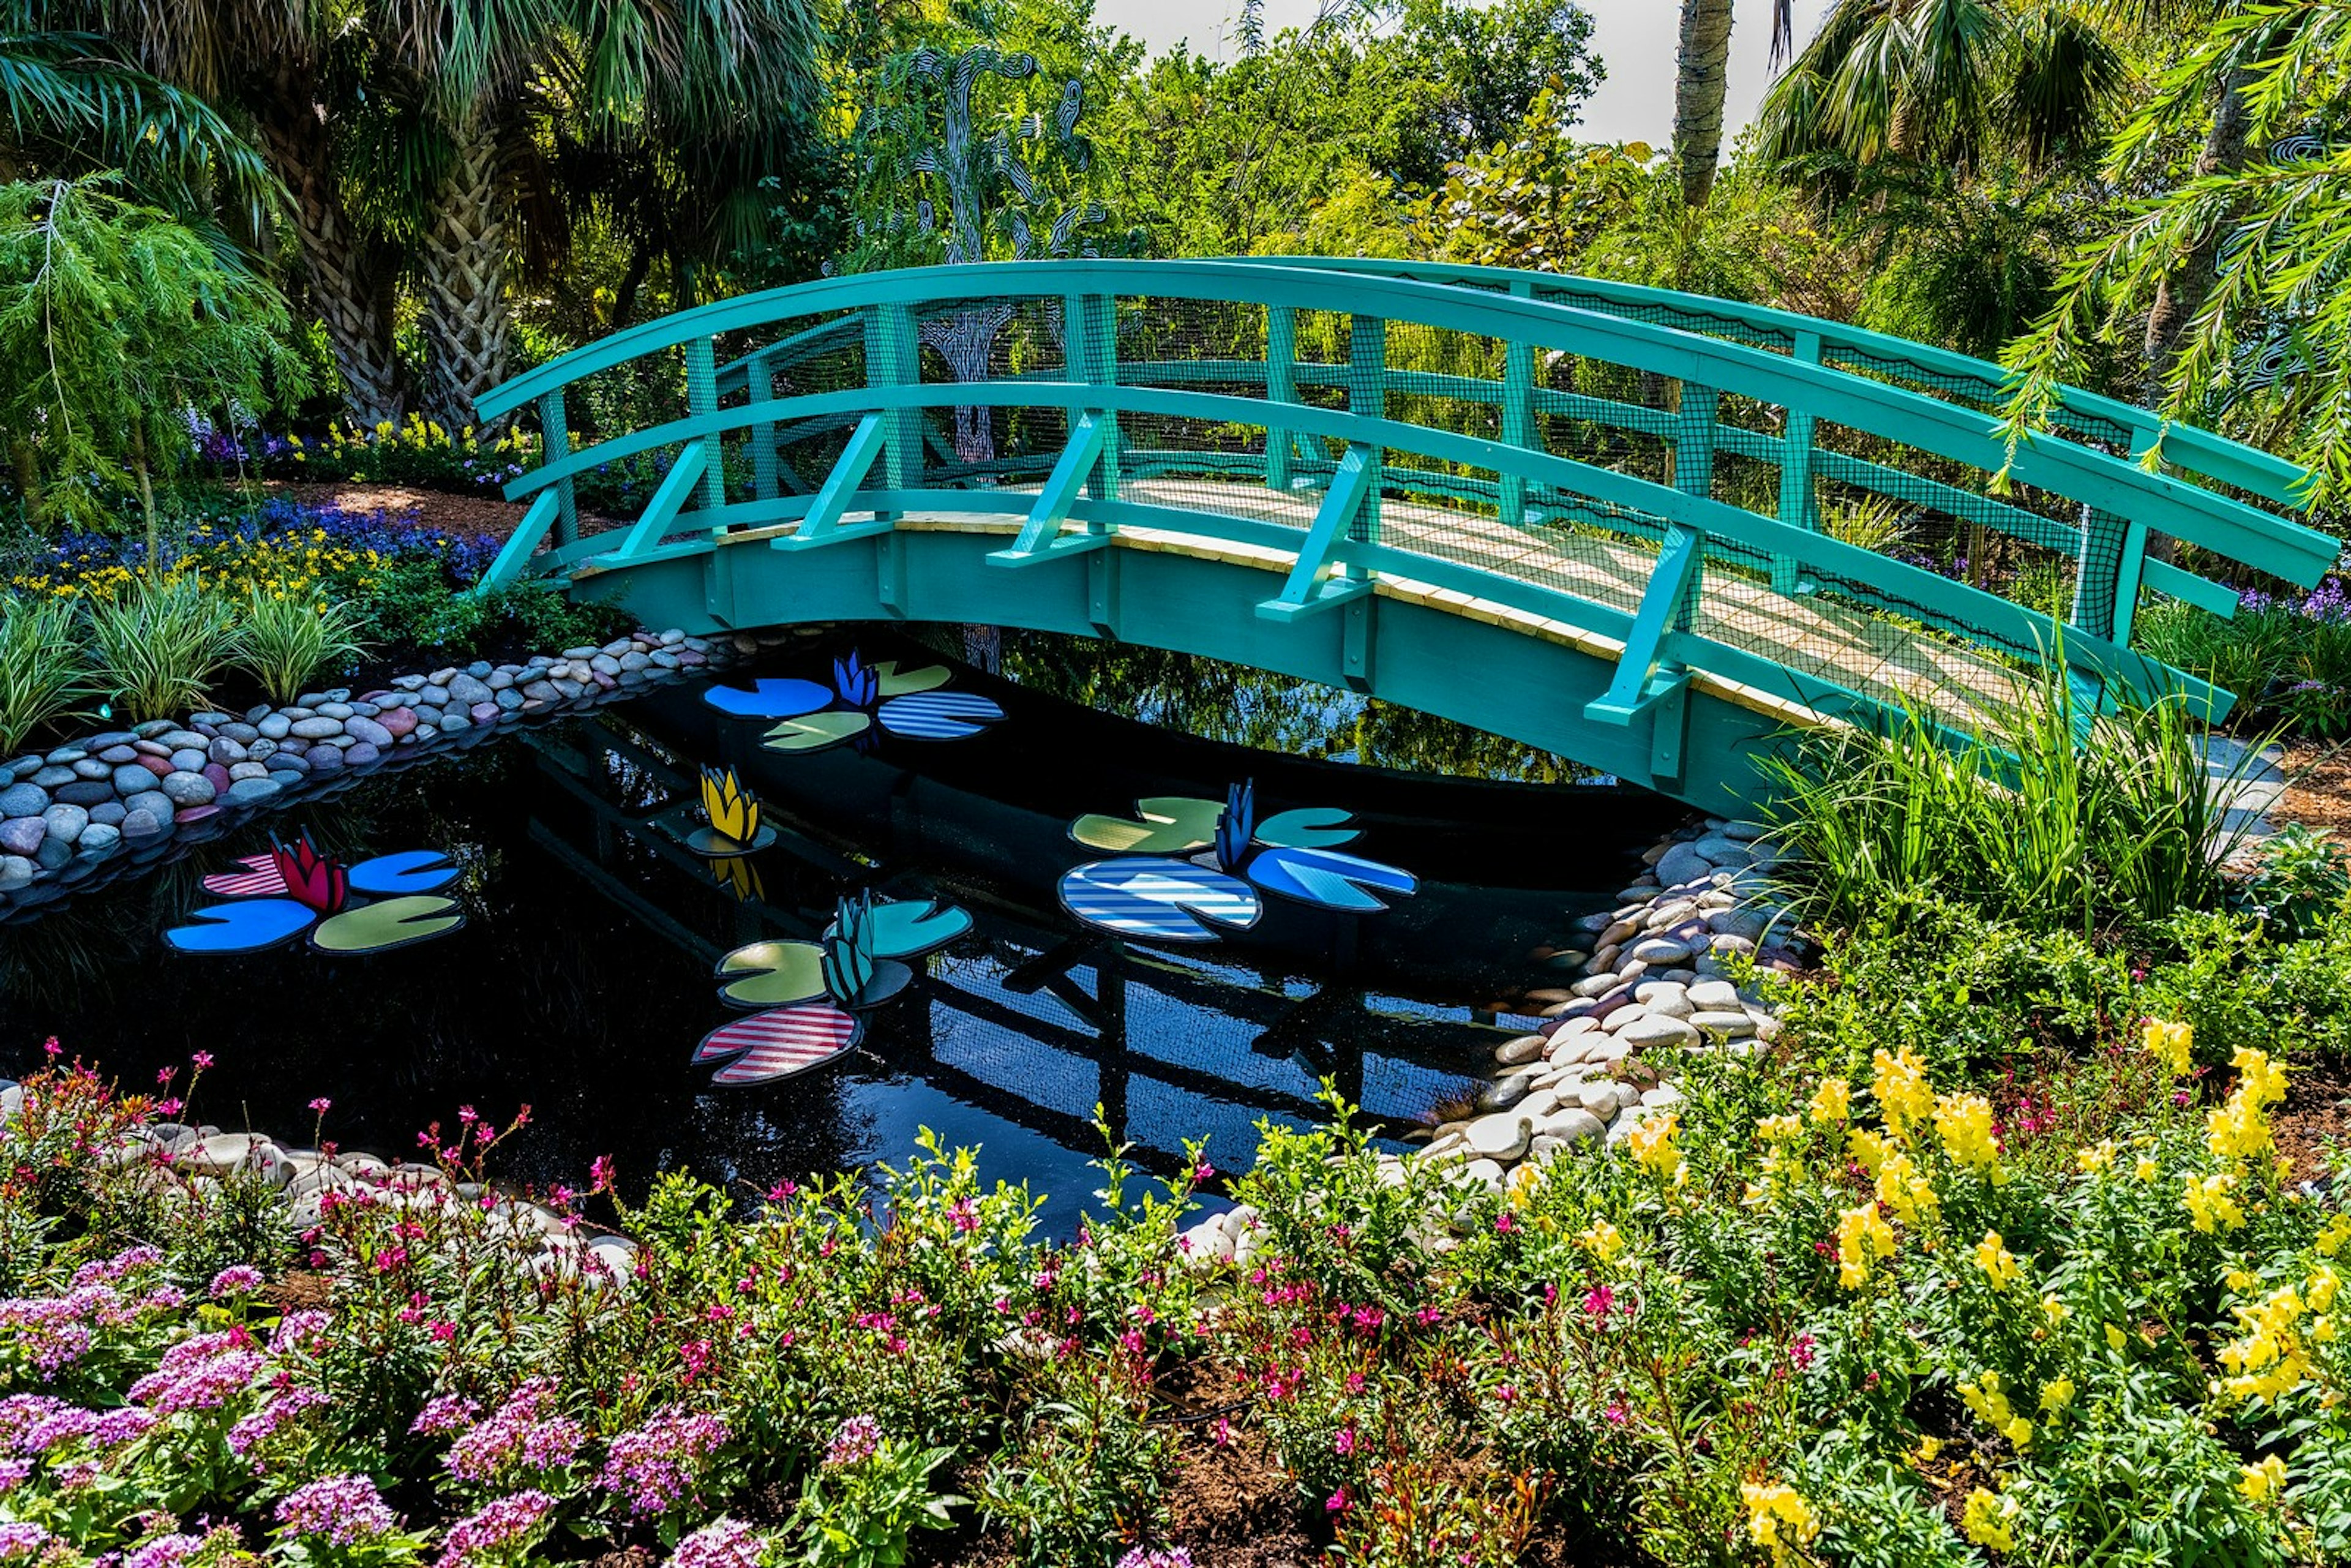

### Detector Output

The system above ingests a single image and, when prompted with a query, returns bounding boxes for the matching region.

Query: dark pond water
[0,628,1680,1233]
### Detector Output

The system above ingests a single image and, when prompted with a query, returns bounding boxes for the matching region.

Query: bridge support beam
[989,414,1113,566]
[773,414,893,551]
[1585,523,1704,747]
[1258,444,1376,621]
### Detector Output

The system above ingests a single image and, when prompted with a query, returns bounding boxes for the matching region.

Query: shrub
[230,587,372,704]
[0,596,96,751]
[83,573,237,720]
[1760,663,2260,936]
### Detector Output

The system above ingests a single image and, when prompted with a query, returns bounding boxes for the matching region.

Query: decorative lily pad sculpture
[694,891,972,1086]
[165,833,465,956]
[1058,781,1417,943]
[686,767,777,856]
[702,651,1006,752]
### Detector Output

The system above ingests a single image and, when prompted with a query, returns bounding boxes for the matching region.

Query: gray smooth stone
[225,778,281,805]
[41,804,86,844]
[87,801,124,827]
[70,759,111,780]
[122,790,173,822]
[168,749,208,773]
[119,809,164,838]
[0,855,31,890]
[31,766,75,789]
[447,673,493,704]
[0,782,47,817]
[0,818,44,855]
[32,837,69,871]
[55,777,114,806]
[160,771,216,805]
[78,823,121,854]
[288,717,343,740]
[258,715,292,740]
[343,743,380,767]
[343,716,394,748]
[110,765,157,795]
[227,762,269,782]
[208,737,249,764]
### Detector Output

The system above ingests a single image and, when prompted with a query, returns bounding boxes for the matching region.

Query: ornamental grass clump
[83,574,236,721]
[229,588,371,706]
[0,596,95,752]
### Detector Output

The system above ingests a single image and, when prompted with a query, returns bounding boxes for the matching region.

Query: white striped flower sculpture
[1057,780,1416,944]
[702,651,1006,752]
[694,891,971,1086]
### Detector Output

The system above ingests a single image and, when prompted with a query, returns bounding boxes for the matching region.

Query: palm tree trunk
[255,98,406,429]
[421,106,516,432]
[2140,65,2259,404]
[1673,0,1738,209]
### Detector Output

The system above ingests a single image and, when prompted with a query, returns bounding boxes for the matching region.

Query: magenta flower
[277,1475,400,1545]
[823,1415,881,1469]
[209,1265,264,1299]
[0,1525,51,1564]
[667,1518,766,1568]
[434,1490,554,1568]
[598,1407,730,1515]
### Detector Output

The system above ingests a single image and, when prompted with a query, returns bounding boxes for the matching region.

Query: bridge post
[1499,280,1535,525]
[1064,293,1122,503]
[866,304,922,523]
[1348,315,1385,549]
[2071,423,2159,642]
[1266,306,1299,492]
[1673,384,1720,500]
[685,337,726,519]
[536,390,577,546]
[1772,331,1821,594]
[748,352,779,504]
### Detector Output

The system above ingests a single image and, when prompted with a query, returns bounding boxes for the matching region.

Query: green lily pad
[310,896,465,955]
[874,661,952,697]
[1069,796,1223,853]
[716,940,827,1008]
[763,710,871,752]
[1256,807,1361,849]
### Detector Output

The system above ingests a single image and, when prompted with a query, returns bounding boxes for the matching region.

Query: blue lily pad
[1243,846,1417,913]
[348,849,462,897]
[1256,807,1362,850]
[828,898,972,959]
[163,898,317,955]
[704,678,833,720]
[877,691,1005,740]
[1057,858,1262,943]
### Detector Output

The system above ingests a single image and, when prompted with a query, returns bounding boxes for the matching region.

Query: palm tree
[102,0,413,427]
[381,0,822,429]
[1755,0,2123,176]
[1673,0,1794,208]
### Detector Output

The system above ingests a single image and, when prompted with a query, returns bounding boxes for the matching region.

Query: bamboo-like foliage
[1760,661,2265,936]
[84,574,236,721]
[0,596,96,752]
[229,587,372,705]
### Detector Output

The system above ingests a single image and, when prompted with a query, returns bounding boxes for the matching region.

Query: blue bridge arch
[467,258,2336,810]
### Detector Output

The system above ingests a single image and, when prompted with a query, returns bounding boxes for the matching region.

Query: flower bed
[7,888,2351,1566]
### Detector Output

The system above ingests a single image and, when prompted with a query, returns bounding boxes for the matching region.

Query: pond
[0,628,1683,1233]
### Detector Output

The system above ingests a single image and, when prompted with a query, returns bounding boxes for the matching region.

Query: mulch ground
[258,481,582,542]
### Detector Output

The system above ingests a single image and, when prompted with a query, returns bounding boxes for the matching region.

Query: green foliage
[0,593,94,751]
[83,573,236,721]
[229,587,372,705]
[793,1427,959,1567]
[2236,824,2351,941]
[0,176,302,532]
[1760,663,2257,936]
[358,557,631,657]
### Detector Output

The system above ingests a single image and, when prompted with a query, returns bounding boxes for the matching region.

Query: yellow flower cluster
[1934,1091,2003,1176]
[2218,1281,2330,1405]
[2207,1047,2290,1165]
[1835,1201,1895,1288]
[1962,1488,2018,1553]
[2184,1172,2246,1235]
[2322,1212,2351,1258]
[1874,1148,1938,1226]
[1627,1113,1681,1180]
[1808,1077,1851,1124]
[1740,1480,1820,1558]
[12,527,384,607]
[1958,1370,2035,1450]
[2144,1018,2195,1076]
[1871,1046,1935,1142]
[2240,1455,2287,1504]
[1578,1218,1624,1263]
[1974,1231,2023,1291]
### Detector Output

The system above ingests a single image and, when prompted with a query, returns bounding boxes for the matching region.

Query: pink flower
[825,1416,882,1469]
[1333,1427,1356,1456]
[1583,1285,1614,1321]
[435,1490,553,1568]
[208,1265,263,1299]
[190,1052,213,1070]
[598,1407,730,1515]
[669,1518,766,1568]
[309,1098,332,1115]
[276,1474,399,1545]
[1325,1488,1351,1514]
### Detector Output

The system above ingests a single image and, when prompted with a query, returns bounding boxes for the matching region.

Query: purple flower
[122,1535,202,1568]
[208,1266,264,1299]
[443,1381,583,1484]
[0,1524,48,1562]
[411,1394,481,1436]
[0,1460,30,1494]
[277,1475,400,1546]
[70,1247,162,1288]
[667,1519,766,1568]
[435,1490,554,1568]
[598,1407,729,1515]
[228,1387,327,1459]
[823,1415,880,1469]
[1116,1552,1194,1568]
[128,1332,263,1413]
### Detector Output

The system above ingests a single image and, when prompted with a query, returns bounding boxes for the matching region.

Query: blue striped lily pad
[1058,858,1262,943]
[876,691,1005,740]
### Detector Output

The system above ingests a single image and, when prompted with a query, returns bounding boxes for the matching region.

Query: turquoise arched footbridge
[471,258,2336,809]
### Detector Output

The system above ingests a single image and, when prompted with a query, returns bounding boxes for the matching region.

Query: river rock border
[0,628,822,918]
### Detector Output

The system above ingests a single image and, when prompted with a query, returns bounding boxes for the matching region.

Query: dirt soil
[2277,739,2351,849]
[258,481,564,542]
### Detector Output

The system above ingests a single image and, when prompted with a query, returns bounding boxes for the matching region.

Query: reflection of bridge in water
[474,258,2337,812]
[519,655,1662,1177]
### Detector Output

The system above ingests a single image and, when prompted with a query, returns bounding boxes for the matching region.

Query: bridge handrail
[1216,255,2308,508]
[478,258,2328,585]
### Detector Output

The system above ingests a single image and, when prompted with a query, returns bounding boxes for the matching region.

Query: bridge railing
[471,259,2336,739]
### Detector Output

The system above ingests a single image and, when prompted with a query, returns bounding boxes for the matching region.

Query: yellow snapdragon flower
[1808,1078,1851,1124]
[1935,1092,2003,1176]
[1741,1481,1821,1558]
[2039,1376,2074,1413]
[2240,1455,2287,1504]
[2077,1141,2116,1174]
[2184,1172,2247,1234]
[1974,1231,2022,1291]
[1835,1201,1895,1288]
[1874,1149,1938,1226]
[2319,1212,2351,1258]
[1579,1218,1624,1263]
[2143,1018,2194,1076]
[1627,1114,1681,1179]
[1962,1488,2018,1553]
[1871,1046,1934,1143]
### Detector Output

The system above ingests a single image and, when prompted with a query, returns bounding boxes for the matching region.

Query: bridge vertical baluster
[2071,421,2159,643]
[685,337,726,522]
[866,304,921,523]
[1499,280,1535,527]
[1266,306,1298,492]
[1348,314,1385,555]
[1064,292,1121,508]
[748,352,779,505]
[1673,383,1720,500]
[1772,331,1821,595]
[537,389,576,546]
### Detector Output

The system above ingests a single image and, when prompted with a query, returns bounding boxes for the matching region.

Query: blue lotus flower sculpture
[702,653,1006,752]
[1059,784,1416,943]
[695,893,972,1086]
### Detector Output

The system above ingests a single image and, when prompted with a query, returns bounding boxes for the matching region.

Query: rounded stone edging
[0,627,818,919]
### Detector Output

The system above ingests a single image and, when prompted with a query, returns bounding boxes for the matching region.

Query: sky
[1086,0,1837,150]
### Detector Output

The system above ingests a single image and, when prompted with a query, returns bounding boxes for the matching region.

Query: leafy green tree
[0,176,302,545]
[1376,0,1604,189]
[2004,3,2351,497]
